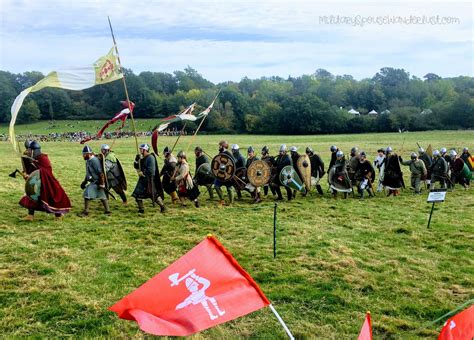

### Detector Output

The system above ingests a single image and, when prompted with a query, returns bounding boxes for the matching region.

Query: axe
[169,269,196,287]
[9,169,21,178]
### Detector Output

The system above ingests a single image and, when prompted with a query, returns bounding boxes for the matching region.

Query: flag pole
[170,122,188,154]
[269,304,294,340]
[107,16,139,155]
[186,90,220,152]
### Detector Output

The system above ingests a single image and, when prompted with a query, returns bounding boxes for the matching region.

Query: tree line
[0,66,473,134]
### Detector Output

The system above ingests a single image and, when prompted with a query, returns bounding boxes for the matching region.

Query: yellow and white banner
[10,47,123,149]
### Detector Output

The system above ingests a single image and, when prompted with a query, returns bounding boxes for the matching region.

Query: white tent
[368,110,378,115]
[348,108,360,115]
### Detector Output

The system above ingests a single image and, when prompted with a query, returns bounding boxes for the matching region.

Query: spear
[107,16,139,155]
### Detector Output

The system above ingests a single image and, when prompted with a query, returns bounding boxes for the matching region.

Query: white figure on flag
[169,269,226,320]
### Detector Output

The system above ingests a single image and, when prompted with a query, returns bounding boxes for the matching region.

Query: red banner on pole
[109,235,270,336]
[438,305,474,340]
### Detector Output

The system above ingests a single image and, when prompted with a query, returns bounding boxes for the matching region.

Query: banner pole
[269,304,294,339]
[107,16,139,155]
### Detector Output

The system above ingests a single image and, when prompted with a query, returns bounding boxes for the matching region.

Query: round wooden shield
[297,154,312,190]
[247,160,271,187]
[211,153,235,182]
[25,169,41,201]
[195,163,215,185]
[279,165,305,193]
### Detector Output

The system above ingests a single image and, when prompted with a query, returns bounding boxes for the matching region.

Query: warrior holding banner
[19,141,71,221]
[99,144,127,204]
[79,145,111,216]
[132,144,166,213]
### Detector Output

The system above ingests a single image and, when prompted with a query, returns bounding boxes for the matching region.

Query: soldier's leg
[78,198,91,216]
[227,186,234,204]
[101,199,111,214]
[155,196,166,213]
[316,184,324,195]
[235,187,242,200]
[170,191,179,204]
[214,181,225,202]
[411,177,416,192]
[414,177,421,194]
[273,184,283,200]
[206,184,214,199]
[23,208,35,221]
[263,185,269,196]
[286,186,293,201]
[136,199,145,213]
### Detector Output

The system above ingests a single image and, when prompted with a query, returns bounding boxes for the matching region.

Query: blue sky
[0,0,472,83]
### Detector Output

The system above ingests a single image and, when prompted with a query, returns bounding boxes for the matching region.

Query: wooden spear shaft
[107,16,139,155]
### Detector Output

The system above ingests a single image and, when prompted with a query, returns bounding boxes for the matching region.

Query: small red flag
[438,305,474,340]
[358,312,372,340]
[109,235,270,336]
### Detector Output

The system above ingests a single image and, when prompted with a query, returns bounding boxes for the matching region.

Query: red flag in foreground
[109,235,271,336]
[358,312,372,340]
[438,305,474,340]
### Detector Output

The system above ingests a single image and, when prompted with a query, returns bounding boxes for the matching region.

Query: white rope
[269,304,294,340]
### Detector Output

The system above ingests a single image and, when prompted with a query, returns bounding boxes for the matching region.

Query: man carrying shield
[99,144,127,204]
[19,141,71,221]
[161,146,179,204]
[272,144,293,201]
[194,146,214,200]
[79,145,111,216]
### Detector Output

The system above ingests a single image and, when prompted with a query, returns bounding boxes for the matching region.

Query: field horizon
[0,129,472,338]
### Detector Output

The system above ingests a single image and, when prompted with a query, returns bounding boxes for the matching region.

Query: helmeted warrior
[329,150,351,198]
[347,146,360,187]
[272,144,293,201]
[289,146,305,197]
[305,146,325,195]
[430,149,448,190]
[440,147,453,189]
[172,151,200,207]
[161,146,179,204]
[382,146,404,196]
[328,145,339,174]
[214,140,235,206]
[245,146,262,203]
[231,144,246,200]
[194,146,214,199]
[418,147,432,187]
[99,144,127,204]
[132,143,166,213]
[399,152,427,194]
[460,147,472,171]
[261,145,276,197]
[373,148,386,192]
[449,150,470,189]
[79,145,110,216]
[354,151,375,198]
[19,141,71,221]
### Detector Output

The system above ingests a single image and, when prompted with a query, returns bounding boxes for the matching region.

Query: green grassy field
[0,128,473,338]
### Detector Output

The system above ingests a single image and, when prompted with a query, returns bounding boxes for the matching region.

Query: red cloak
[19,154,71,214]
